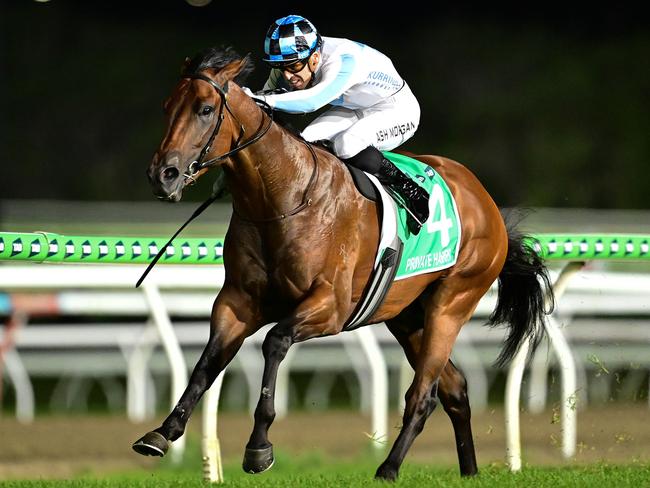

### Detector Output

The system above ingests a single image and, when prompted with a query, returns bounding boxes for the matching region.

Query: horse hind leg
[438,359,478,476]
[389,313,478,477]
[376,318,453,481]
[378,277,488,481]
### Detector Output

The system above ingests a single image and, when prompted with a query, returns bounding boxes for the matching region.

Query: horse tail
[488,226,555,367]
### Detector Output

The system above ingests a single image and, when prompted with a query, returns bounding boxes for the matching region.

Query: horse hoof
[242,445,275,474]
[375,463,398,482]
[132,431,169,457]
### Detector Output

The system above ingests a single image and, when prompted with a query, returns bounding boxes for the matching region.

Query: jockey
[248,14,429,234]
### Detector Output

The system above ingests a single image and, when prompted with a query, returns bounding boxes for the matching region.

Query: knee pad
[332,131,371,160]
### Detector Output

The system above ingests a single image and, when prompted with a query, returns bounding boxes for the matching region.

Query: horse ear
[220,54,252,82]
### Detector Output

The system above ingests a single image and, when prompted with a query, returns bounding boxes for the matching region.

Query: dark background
[2,2,648,208]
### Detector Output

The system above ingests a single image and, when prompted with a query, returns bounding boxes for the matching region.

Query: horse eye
[200,106,215,116]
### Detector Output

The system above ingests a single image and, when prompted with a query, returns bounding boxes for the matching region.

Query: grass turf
[2,451,650,488]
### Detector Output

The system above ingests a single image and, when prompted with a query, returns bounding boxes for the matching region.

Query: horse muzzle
[148,153,187,202]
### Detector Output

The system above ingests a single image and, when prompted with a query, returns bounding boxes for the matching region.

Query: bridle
[138,70,321,287]
[180,71,319,224]
[181,71,274,181]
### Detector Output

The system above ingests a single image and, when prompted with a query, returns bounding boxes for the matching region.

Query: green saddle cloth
[383,152,462,280]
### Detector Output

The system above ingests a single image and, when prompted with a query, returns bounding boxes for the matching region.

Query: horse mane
[186,46,254,86]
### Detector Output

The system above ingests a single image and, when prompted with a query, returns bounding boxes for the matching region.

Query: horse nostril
[161,166,180,182]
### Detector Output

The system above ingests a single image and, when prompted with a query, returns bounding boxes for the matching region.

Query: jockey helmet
[263,15,321,67]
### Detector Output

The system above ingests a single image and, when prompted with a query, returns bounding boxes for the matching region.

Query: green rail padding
[1,232,649,264]
[529,234,650,260]
[0,232,224,264]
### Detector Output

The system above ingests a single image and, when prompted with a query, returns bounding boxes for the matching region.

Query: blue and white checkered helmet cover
[263,15,320,64]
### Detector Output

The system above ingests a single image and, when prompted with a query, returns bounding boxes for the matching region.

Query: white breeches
[301,83,421,159]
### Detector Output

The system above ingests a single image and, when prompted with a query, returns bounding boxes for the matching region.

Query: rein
[136,71,319,287]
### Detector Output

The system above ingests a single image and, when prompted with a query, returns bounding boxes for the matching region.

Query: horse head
[147,47,254,202]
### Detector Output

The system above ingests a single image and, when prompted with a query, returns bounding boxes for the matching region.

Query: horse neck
[223,96,318,222]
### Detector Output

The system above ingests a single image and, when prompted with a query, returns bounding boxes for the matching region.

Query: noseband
[181,72,274,180]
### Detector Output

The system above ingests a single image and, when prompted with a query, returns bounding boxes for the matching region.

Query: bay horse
[133,47,552,481]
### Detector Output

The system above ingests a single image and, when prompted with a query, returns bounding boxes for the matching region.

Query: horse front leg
[243,280,342,473]
[132,287,260,457]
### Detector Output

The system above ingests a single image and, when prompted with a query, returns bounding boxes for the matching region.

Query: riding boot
[377,158,430,235]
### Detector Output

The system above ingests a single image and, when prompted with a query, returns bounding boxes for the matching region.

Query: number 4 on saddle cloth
[343,151,462,331]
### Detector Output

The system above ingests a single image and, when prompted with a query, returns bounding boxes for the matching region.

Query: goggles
[268,57,310,73]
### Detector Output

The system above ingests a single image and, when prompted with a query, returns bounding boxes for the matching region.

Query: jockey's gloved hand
[258,88,288,95]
